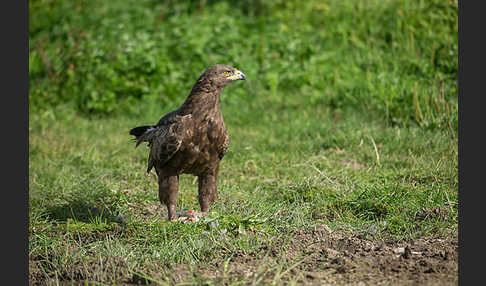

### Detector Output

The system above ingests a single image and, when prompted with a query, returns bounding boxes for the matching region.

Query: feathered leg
[158,175,179,221]
[197,168,219,213]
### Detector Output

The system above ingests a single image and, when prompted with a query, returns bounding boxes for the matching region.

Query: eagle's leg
[158,175,179,221]
[197,170,219,214]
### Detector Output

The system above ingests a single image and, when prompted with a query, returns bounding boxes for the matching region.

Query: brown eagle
[129,64,246,221]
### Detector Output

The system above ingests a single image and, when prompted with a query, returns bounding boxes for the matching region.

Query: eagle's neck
[180,79,224,117]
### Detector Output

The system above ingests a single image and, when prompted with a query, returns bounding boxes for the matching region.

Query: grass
[29,0,457,284]
[29,97,457,284]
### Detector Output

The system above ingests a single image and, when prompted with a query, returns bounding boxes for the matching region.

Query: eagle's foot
[173,209,205,223]
[166,204,178,221]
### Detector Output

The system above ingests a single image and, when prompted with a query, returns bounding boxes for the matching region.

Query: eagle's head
[201,64,246,88]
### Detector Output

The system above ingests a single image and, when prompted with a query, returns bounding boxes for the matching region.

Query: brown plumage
[129,64,246,221]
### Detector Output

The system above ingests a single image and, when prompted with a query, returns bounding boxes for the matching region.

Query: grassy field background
[29,0,458,284]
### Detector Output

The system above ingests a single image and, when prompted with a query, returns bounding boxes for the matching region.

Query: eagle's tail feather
[129,125,156,147]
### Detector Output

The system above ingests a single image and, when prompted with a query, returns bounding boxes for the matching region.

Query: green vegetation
[29,0,457,284]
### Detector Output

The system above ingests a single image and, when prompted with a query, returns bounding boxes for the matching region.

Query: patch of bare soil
[183,226,458,285]
[281,226,458,285]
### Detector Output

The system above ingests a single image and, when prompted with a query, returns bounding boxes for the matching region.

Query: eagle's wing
[218,132,230,159]
[146,114,192,173]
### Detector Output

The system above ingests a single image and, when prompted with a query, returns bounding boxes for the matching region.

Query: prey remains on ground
[130,65,246,221]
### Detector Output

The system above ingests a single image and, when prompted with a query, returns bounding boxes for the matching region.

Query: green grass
[29,0,457,284]
[29,99,457,284]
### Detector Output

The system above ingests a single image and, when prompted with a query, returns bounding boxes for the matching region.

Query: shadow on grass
[45,197,120,223]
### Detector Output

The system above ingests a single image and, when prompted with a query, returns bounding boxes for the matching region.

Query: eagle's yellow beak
[227,70,246,81]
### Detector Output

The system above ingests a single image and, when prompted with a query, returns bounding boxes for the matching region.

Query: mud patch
[166,226,458,285]
[281,226,458,285]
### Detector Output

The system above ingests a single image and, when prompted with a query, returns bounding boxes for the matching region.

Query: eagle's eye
[223,71,232,76]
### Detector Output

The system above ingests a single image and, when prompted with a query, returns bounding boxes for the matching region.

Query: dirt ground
[273,226,458,285]
[149,225,458,286]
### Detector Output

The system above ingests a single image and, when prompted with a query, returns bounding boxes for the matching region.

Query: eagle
[129,64,246,221]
